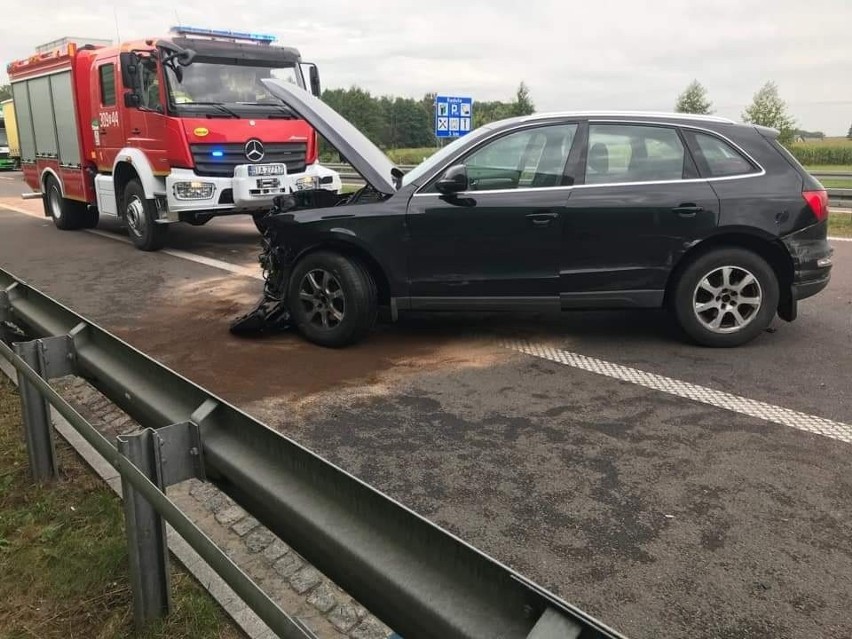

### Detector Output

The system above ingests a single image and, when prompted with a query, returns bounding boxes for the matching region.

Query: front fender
[112,148,166,199]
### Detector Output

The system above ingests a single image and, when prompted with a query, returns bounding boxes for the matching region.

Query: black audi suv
[236,80,833,348]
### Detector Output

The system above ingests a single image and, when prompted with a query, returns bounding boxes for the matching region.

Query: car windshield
[401,125,495,187]
[165,61,301,113]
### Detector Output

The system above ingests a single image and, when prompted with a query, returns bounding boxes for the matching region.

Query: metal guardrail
[0,268,626,639]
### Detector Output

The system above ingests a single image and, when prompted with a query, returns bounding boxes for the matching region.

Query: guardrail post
[117,429,172,630]
[13,340,58,481]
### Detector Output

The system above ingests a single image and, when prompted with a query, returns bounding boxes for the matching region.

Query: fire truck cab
[8,28,341,250]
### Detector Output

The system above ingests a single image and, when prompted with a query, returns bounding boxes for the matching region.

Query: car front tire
[672,247,779,347]
[288,252,377,347]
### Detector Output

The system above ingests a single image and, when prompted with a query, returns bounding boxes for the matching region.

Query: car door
[92,58,123,171]
[123,56,170,173]
[406,122,578,305]
[560,122,719,304]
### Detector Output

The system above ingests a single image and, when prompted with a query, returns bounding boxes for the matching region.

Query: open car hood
[262,79,399,195]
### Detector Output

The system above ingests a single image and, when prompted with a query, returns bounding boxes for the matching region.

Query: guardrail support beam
[13,339,58,481]
[117,429,172,630]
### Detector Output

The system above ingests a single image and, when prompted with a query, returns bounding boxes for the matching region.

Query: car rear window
[689,132,758,178]
[585,124,686,184]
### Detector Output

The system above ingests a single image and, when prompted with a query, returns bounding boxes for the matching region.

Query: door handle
[130,127,142,135]
[526,212,558,226]
[673,204,704,217]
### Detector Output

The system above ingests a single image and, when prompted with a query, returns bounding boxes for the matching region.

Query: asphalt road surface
[1,172,851,639]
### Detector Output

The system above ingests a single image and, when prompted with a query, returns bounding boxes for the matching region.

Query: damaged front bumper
[230,189,350,336]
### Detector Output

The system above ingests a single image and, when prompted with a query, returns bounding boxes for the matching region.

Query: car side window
[460,124,577,191]
[585,124,685,184]
[691,132,757,177]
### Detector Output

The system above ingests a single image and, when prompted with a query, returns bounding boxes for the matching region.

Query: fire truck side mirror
[120,53,141,90]
[303,64,321,97]
[124,93,142,108]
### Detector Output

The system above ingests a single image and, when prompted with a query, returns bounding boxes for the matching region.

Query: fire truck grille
[190,142,308,177]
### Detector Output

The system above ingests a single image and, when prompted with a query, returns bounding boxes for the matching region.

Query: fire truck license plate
[248,164,285,177]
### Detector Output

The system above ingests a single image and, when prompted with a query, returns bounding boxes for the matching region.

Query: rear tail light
[802,190,829,222]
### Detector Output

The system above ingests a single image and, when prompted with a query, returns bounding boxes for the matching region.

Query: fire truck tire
[122,179,168,251]
[44,176,87,231]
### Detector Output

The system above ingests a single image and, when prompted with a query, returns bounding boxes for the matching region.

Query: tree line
[674,80,850,144]
[320,82,535,150]
[3,77,850,144]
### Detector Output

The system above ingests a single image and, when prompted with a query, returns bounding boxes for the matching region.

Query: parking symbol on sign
[450,103,459,115]
[437,117,449,131]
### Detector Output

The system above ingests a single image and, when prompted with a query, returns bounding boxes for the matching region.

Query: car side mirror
[435,165,468,194]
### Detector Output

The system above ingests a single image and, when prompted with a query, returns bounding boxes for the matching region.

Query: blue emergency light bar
[170,26,277,44]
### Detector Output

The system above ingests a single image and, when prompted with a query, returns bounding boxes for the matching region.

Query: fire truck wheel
[44,176,86,231]
[122,179,168,251]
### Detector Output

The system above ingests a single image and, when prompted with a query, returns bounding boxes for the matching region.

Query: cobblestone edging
[53,375,393,639]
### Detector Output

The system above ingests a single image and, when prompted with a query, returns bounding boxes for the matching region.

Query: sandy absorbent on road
[111,276,506,407]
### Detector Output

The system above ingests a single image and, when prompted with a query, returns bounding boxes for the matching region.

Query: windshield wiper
[179,102,240,118]
[236,102,296,118]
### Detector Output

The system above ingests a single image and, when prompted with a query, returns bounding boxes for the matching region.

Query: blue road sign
[435,95,473,138]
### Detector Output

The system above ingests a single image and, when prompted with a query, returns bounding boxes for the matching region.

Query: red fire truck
[7,28,341,250]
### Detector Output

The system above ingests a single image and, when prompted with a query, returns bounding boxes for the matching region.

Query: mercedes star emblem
[245,139,265,162]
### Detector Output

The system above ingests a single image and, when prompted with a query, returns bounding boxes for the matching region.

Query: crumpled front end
[230,188,352,336]
[229,195,298,336]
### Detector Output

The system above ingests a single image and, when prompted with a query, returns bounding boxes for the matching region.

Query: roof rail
[522,111,737,124]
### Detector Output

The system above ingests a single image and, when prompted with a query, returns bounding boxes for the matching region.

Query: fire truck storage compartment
[12,70,82,170]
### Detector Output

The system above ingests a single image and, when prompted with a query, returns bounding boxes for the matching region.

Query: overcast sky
[2,0,850,134]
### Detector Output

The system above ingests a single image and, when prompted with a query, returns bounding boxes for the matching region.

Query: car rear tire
[672,247,779,347]
[288,252,377,347]
[122,179,168,251]
[44,176,87,230]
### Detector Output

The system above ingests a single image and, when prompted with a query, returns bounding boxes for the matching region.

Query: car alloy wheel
[298,269,346,329]
[692,265,763,334]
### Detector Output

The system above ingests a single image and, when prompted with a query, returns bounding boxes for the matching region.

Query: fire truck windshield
[164,61,301,116]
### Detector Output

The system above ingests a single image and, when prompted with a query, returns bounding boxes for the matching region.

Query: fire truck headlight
[173,181,215,200]
[294,175,320,191]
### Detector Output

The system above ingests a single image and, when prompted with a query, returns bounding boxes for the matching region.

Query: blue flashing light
[170,26,277,44]
[211,149,224,158]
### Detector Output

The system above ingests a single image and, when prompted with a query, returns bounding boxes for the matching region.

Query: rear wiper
[183,102,240,118]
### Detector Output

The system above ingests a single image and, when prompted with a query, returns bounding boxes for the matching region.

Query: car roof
[490,111,740,129]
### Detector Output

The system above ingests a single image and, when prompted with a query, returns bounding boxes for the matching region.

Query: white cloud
[2,0,851,133]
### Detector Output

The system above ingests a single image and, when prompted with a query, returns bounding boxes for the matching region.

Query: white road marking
[86,230,262,279]
[505,339,852,444]
[829,236,852,242]
[2,203,263,280]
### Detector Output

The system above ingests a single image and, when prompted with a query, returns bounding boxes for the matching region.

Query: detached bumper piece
[229,296,290,335]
